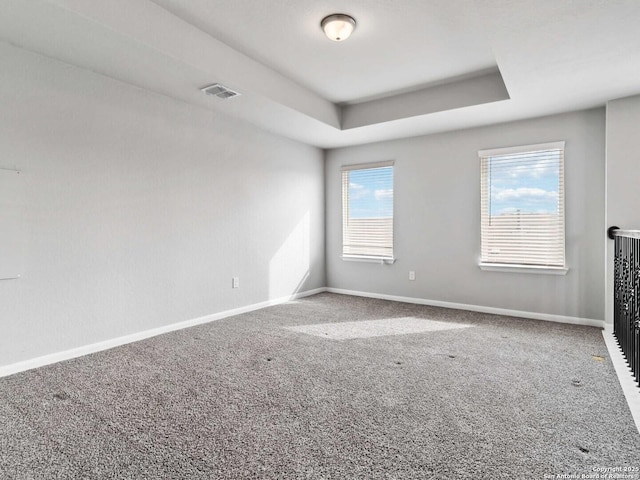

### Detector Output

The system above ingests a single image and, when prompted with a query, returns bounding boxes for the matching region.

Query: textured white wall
[326,109,605,321]
[0,44,325,367]
[605,94,640,323]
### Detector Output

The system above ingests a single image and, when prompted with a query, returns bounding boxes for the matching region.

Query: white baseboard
[602,325,640,434]
[325,288,605,329]
[0,287,325,378]
[0,286,606,378]
[4,286,632,432]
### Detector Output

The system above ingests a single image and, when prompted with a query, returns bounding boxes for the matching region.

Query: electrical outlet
[409,271,416,281]
[232,277,239,288]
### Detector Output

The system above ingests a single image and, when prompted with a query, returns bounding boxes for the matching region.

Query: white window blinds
[479,142,565,268]
[342,161,394,259]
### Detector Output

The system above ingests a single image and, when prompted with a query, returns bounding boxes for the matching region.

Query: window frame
[478,141,568,275]
[341,160,395,264]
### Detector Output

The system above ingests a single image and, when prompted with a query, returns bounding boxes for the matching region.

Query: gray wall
[605,94,640,322]
[0,44,325,367]
[326,109,606,321]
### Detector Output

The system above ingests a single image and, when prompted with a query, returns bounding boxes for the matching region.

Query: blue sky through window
[348,166,393,219]
[488,151,560,216]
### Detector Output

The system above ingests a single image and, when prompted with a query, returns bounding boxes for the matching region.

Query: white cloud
[374,188,393,200]
[493,187,557,202]
[349,182,370,199]
[502,160,558,180]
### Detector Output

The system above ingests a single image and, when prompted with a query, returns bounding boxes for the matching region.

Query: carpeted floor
[1,293,639,479]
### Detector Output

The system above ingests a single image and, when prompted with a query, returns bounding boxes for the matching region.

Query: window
[341,161,394,262]
[479,142,566,273]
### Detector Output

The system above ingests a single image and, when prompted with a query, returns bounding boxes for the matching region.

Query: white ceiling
[1,0,640,148]
[148,0,497,103]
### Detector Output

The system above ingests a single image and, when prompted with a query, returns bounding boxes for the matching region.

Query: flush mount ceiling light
[321,14,356,42]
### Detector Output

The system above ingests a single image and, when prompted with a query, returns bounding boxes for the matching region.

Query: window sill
[342,255,396,265]
[479,263,568,275]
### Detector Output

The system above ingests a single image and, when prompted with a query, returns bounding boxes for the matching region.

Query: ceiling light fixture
[321,14,356,42]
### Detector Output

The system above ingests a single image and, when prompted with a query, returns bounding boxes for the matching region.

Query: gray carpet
[1,293,639,479]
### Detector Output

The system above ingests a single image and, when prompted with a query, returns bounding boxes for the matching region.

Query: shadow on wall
[269,211,311,299]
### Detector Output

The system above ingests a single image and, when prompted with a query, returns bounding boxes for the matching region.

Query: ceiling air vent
[200,83,241,100]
